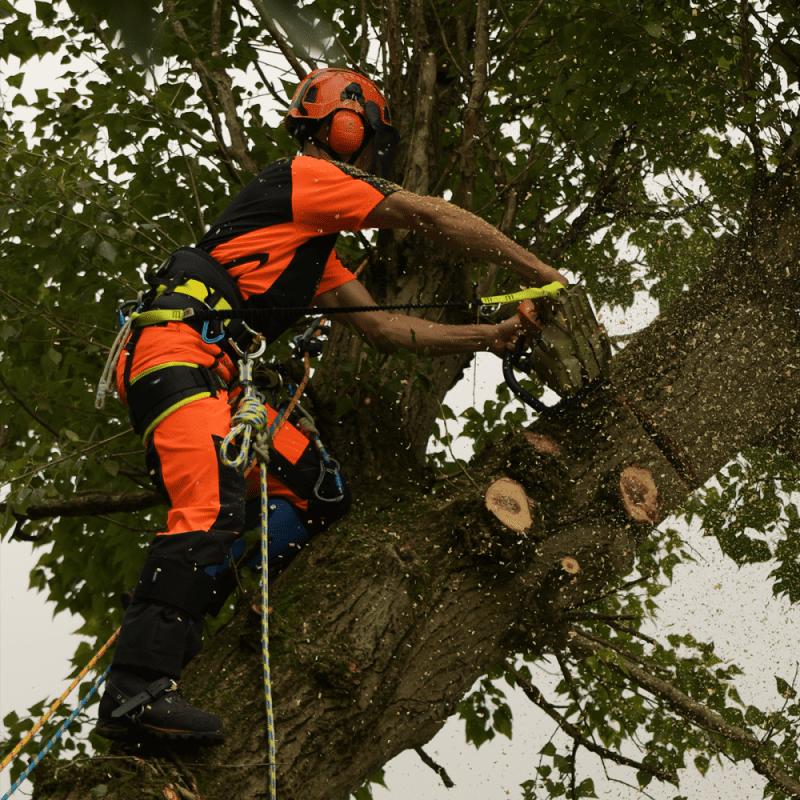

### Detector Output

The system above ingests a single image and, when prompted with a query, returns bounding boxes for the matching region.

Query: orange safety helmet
[285,67,400,178]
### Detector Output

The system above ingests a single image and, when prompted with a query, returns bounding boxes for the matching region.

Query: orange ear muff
[328,110,365,156]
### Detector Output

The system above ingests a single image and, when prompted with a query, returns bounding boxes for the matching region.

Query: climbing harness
[95,247,260,416]
[0,628,119,799]
[502,283,612,417]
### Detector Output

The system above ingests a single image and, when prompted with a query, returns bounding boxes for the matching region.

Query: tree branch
[455,0,491,209]
[576,628,669,674]
[737,0,767,175]
[165,1,258,176]
[2,491,164,524]
[502,659,678,784]
[0,371,60,438]
[249,1,310,80]
[569,633,800,798]
[415,746,455,788]
[565,612,661,647]
[404,0,437,196]
[489,0,546,78]
[426,0,468,78]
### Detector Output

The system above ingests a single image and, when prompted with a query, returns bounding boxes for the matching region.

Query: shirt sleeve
[291,156,401,235]
[314,249,357,298]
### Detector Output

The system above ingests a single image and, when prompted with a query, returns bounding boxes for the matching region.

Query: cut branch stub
[561,556,580,574]
[620,463,659,523]
[485,478,533,533]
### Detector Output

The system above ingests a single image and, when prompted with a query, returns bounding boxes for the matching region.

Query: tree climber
[95,67,568,744]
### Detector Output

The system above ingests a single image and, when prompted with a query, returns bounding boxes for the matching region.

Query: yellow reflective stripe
[141,392,211,444]
[148,278,233,327]
[481,281,565,305]
[129,362,200,387]
[176,280,233,311]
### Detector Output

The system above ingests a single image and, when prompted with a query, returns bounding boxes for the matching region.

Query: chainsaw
[502,284,612,417]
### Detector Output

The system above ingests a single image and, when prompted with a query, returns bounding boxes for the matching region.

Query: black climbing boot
[95,670,224,745]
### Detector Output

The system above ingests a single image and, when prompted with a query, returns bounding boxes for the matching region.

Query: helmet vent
[341,83,365,104]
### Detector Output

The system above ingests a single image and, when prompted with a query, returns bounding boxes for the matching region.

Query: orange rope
[0,627,119,773]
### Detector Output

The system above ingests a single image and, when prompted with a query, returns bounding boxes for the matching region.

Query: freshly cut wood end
[620,463,659,523]
[561,556,580,574]
[485,477,532,533]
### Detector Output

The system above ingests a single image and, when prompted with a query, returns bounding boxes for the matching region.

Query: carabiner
[479,302,502,318]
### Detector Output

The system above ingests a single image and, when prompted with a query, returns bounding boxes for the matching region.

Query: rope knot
[221,393,270,471]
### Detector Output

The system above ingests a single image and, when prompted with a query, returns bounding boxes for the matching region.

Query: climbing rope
[0,669,110,800]
[0,628,119,798]
[95,293,144,410]
[219,335,317,800]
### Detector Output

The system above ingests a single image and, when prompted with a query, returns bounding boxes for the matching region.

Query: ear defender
[328,110,365,156]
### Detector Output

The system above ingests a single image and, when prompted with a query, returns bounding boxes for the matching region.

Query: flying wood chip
[485,478,532,533]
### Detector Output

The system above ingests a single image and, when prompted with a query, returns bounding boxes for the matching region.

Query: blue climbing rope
[220,342,277,800]
[1,668,110,800]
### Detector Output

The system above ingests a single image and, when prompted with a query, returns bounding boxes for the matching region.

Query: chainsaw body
[503,284,611,416]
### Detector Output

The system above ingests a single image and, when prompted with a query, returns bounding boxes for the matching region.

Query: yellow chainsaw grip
[480,281,565,306]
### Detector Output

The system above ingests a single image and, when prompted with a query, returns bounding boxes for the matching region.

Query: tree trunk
[33,172,800,800]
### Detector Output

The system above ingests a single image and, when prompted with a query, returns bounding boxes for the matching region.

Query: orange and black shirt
[197,155,400,342]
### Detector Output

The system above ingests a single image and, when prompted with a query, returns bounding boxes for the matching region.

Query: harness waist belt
[142,247,258,362]
[149,247,243,311]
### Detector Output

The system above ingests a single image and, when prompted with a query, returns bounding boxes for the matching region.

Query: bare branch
[455,0,490,209]
[415,747,455,788]
[359,0,369,72]
[211,0,222,55]
[249,1,310,80]
[404,0,437,196]
[2,490,164,523]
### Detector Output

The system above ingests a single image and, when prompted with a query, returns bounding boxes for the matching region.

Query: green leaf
[694,755,709,776]
[96,241,117,263]
[644,22,664,38]
[776,677,797,700]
